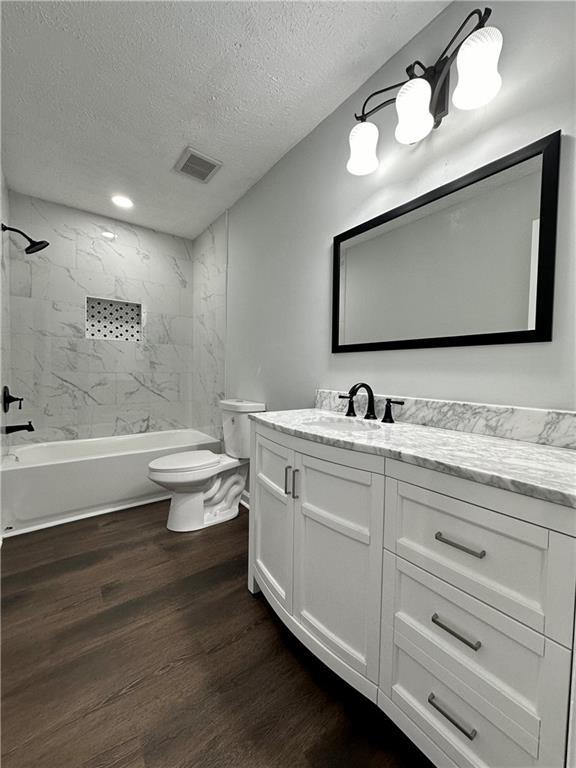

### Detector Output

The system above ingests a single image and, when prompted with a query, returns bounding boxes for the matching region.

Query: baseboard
[241,489,250,509]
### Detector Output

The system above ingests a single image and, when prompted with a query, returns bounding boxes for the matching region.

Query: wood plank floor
[2,502,433,768]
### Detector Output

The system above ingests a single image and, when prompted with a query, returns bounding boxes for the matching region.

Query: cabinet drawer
[390,655,568,768]
[391,642,563,768]
[380,553,571,766]
[384,479,576,645]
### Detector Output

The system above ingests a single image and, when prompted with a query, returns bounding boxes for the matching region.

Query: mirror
[332,132,560,352]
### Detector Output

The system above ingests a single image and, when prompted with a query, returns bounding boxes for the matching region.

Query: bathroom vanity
[248,407,576,768]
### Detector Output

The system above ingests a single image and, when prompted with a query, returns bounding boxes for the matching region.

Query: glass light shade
[394,78,434,145]
[346,121,379,175]
[452,26,503,110]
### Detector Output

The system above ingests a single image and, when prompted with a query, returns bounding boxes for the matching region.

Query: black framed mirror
[332,131,561,353]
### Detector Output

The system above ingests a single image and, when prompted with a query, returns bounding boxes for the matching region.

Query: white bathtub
[1,429,220,535]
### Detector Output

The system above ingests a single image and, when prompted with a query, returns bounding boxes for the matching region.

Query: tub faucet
[2,421,34,435]
[339,383,377,420]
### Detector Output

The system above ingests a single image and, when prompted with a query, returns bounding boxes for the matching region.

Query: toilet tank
[220,399,266,458]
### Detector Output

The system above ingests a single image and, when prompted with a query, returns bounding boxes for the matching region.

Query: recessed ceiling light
[111,195,133,209]
[102,231,116,240]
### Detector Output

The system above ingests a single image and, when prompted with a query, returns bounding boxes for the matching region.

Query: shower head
[24,239,50,254]
[1,223,50,254]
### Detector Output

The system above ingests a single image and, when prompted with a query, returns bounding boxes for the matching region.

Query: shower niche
[85,297,142,342]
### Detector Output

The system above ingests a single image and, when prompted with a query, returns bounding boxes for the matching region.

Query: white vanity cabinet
[380,460,576,768]
[249,422,576,768]
[250,424,385,694]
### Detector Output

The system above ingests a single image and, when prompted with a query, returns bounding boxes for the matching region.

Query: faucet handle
[2,385,24,413]
[382,398,405,424]
[338,393,357,418]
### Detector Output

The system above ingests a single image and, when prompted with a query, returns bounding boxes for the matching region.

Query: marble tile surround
[1,179,11,455]
[5,192,226,444]
[315,389,576,450]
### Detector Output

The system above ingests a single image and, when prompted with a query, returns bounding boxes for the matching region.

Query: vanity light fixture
[111,195,134,209]
[347,7,503,175]
[101,230,116,240]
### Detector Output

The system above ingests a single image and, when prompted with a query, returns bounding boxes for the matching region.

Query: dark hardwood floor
[2,503,433,768]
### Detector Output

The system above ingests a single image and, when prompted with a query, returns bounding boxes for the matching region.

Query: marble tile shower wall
[1,179,11,454]
[188,214,227,439]
[6,192,226,444]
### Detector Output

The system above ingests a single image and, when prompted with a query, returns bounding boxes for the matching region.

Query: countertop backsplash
[315,389,576,450]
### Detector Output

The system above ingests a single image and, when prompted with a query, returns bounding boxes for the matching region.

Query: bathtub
[1,429,220,536]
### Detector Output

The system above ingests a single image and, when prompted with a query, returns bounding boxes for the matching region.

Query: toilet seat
[149,450,221,473]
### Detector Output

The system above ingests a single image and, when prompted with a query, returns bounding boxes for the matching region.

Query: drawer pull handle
[427,693,477,741]
[431,613,482,651]
[292,469,300,500]
[435,531,486,559]
[284,466,292,495]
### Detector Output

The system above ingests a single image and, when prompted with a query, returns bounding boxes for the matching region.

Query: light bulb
[394,78,434,145]
[452,27,503,110]
[346,121,379,176]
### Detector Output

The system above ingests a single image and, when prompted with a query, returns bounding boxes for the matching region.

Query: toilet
[148,399,266,532]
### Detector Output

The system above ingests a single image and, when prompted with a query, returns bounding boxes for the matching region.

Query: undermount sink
[300,416,382,433]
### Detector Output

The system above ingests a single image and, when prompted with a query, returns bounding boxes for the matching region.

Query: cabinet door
[253,434,295,613]
[293,453,384,681]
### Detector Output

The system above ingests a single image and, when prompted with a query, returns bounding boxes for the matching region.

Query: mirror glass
[333,134,559,352]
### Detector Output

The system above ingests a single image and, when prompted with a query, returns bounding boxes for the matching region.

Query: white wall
[226,1,576,411]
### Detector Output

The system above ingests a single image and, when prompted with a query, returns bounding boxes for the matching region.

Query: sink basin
[300,416,381,434]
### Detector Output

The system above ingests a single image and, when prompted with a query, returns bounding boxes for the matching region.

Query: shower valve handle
[2,386,24,413]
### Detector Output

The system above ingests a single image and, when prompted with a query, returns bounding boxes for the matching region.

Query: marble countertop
[250,409,576,508]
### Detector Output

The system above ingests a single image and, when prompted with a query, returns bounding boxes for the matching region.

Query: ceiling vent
[174,146,222,183]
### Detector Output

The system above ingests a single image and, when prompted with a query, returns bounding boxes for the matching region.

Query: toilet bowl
[148,399,265,531]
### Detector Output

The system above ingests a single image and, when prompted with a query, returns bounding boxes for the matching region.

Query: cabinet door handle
[435,531,486,559]
[427,693,477,741]
[431,613,482,651]
[284,466,292,495]
[292,469,300,499]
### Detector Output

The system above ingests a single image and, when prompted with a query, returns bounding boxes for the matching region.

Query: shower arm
[1,223,35,245]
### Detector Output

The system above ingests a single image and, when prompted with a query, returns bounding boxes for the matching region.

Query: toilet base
[166,464,247,532]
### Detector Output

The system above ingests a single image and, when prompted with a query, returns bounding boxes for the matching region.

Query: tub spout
[2,421,34,435]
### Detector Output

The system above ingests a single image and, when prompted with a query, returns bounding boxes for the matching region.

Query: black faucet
[2,421,34,435]
[339,383,377,420]
[382,398,405,424]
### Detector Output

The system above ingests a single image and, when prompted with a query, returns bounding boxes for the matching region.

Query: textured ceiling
[2,1,448,239]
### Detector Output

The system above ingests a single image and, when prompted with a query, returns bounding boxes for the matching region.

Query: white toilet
[148,399,266,532]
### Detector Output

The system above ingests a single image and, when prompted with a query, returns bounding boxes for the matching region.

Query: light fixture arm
[434,7,492,67]
[355,79,409,122]
[353,7,493,126]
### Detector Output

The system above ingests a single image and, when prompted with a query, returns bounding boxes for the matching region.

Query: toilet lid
[149,450,221,472]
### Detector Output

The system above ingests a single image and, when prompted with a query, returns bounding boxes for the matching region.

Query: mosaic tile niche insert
[86,296,142,342]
